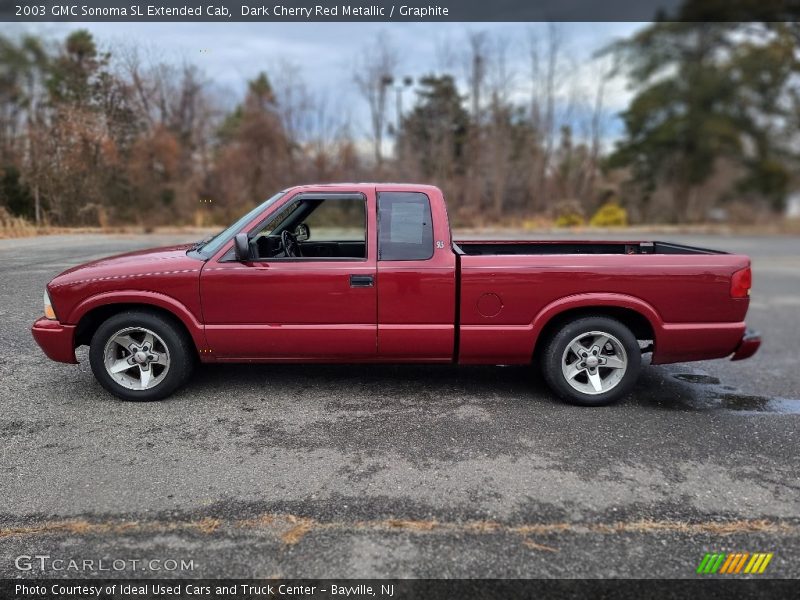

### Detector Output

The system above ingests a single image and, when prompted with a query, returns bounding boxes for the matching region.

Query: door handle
[349,274,374,288]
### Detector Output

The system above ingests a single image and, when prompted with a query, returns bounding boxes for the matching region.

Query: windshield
[193,192,285,259]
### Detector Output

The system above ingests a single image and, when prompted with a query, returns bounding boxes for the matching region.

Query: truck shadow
[186,362,798,414]
[189,362,545,405]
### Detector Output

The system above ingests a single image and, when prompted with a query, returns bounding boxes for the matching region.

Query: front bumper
[730,328,761,361]
[31,317,78,364]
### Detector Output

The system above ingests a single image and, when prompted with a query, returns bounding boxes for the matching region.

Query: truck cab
[196,184,457,362]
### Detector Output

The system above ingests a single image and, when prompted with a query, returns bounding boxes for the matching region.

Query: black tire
[541,315,640,407]
[89,310,195,401]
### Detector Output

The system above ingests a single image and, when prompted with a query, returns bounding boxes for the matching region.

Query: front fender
[67,290,207,350]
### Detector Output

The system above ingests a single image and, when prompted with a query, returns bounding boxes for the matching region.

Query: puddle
[673,374,721,385]
[711,394,800,415]
[650,371,800,414]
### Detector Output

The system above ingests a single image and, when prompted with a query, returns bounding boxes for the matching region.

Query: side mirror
[233,233,250,261]
[295,223,310,241]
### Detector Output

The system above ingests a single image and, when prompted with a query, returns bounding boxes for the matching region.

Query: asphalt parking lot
[0,232,798,579]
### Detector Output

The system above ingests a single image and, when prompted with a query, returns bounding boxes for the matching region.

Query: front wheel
[541,316,641,406]
[89,310,195,401]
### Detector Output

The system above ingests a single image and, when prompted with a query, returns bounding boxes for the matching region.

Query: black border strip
[2,578,797,599]
[3,0,799,23]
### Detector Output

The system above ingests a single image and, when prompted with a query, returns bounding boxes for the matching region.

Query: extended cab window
[251,196,366,260]
[378,192,433,261]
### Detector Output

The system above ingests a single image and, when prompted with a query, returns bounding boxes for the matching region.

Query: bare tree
[582,54,615,205]
[485,35,516,216]
[353,34,399,169]
[462,32,488,210]
[527,23,564,210]
[466,32,487,119]
[270,59,313,179]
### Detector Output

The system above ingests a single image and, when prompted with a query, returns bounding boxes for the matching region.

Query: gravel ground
[0,232,798,580]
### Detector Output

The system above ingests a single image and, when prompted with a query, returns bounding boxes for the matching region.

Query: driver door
[200,190,378,360]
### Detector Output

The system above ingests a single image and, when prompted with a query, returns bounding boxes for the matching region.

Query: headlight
[44,289,56,320]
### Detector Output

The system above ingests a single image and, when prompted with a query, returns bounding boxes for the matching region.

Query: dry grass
[465,520,502,533]
[511,523,575,536]
[0,519,140,537]
[1,514,794,549]
[1,211,799,241]
[0,217,219,239]
[0,516,226,539]
[237,514,276,528]
[383,518,439,532]
[781,217,800,234]
[586,518,790,535]
[280,515,316,545]
[192,517,222,534]
[457,221,800,236]
[0,207,37,238]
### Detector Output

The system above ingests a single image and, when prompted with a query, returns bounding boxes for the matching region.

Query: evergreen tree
[605,19,799,220]
[399,75,469,181]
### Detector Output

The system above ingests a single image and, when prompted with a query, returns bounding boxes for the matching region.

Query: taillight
[730,266,752,298]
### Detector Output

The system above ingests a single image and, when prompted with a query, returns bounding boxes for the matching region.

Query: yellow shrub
[590,201,628,227]
[554,212,585,227]
[553,199,585,228]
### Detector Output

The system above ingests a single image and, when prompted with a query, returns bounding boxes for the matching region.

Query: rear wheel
[89,310,195,401]
[542,316,640,406]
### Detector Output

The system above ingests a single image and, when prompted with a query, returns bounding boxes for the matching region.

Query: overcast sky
[17,21,645,147]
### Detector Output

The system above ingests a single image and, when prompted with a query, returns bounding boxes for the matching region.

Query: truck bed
[454,240,723,256]
[454,243,750,366]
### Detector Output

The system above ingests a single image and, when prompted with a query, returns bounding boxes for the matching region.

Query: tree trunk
[672,183,691,224]
[34,183,41,226]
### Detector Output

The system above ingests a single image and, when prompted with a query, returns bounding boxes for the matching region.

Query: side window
[261,201,301,234]
[304,198,366,241]
[378,192,434,261]
[250,196,367,259]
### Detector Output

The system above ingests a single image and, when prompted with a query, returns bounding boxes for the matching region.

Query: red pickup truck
[32,183,760,406]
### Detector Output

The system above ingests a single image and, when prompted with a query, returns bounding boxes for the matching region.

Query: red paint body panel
[654,322,747,364]
[376,264,456,360]
[201,262,378,358]
[456,253,750,364]
[31,183,759,369]
[374,185,457,360]
[199,186,378,359]
[376,185,457,360]
[47,244,205,333]
[31,317,77,363]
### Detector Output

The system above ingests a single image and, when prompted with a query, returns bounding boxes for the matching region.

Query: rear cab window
[378,191,433,261]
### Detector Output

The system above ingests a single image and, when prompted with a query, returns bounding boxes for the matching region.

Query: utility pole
[385,76,413,163]
[377,74,394,168]
[395,76,413,129]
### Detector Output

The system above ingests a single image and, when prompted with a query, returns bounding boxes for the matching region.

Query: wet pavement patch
[667,372,800,414]
[673,374,721,385]
[711,394,800,414]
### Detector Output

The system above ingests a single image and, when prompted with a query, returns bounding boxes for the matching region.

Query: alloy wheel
[560,330,628,395]
[102,327,171,391]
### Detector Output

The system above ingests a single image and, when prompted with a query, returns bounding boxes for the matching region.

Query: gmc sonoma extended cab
[32,183,761,406]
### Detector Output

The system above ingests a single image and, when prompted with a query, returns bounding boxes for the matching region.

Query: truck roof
[286,182,443,194]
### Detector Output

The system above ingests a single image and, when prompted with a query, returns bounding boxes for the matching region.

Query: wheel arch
[530,294,661,362]
[71,292,205,353]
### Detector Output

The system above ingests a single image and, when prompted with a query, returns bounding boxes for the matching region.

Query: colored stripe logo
[697,552,773,574]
